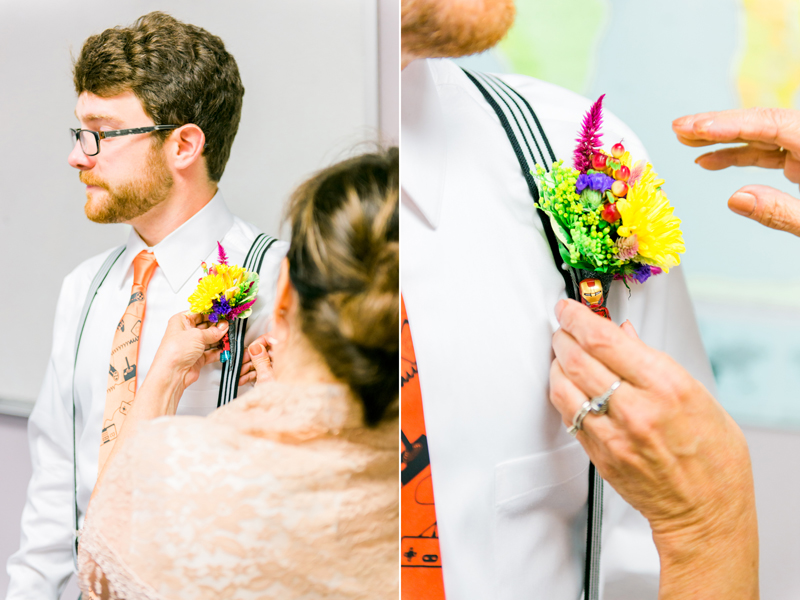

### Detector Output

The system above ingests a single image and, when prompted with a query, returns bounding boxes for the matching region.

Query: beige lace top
[77,382,399,599]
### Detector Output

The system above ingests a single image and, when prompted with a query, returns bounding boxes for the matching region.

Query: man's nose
[68,138,95,170]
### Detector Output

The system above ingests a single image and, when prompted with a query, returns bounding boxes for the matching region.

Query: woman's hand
[238,334,275,388]
[141,312,228,417]
[151,312,228,390]
[673,108,800,236]
[93,313,228,487]
[549,299,758,599]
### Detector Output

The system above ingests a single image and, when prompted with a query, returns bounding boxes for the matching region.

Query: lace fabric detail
[77,382,399,599]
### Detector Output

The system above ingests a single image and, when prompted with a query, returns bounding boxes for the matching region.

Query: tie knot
[132,250,158,290]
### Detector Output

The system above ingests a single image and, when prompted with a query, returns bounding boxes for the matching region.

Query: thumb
[197,320,228,346]
[248,342,273,384]
[729,184,800,237]
[620,320,640,341]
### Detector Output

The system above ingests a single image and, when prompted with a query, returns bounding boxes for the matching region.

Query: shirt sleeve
[6,273,87,600]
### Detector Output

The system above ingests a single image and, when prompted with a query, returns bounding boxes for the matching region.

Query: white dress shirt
[401,59,716,600]
[6,192,288,599]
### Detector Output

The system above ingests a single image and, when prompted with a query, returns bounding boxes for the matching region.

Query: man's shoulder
[426,60,648,159]
[224,216,288,253]
[62,245,126,294]
[497,72,648,159]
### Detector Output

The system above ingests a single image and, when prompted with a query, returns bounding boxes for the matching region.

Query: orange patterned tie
[401,297,446,599]
[98,250,158,471]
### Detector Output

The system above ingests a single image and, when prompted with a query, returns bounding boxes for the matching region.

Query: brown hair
[73,11,244,182]
[286,148,399,426]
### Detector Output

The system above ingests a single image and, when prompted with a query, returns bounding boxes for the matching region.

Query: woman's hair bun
[286,147,399,426]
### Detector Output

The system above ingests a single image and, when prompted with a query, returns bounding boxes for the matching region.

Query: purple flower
[576,173,614,194]
[613,264,654,284]
[631,264,652,283]
[209,295,233,322]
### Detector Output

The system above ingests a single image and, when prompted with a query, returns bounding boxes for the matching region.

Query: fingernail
[555,299,568,321]
[219,321,229,331]
[249,343,263,356]
[672,116,689,127]
[695,152,712,164]
[266,336,279,346]
[729,192,756,216]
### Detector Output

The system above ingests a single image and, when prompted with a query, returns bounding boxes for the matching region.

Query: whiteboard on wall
[0,0,387,415]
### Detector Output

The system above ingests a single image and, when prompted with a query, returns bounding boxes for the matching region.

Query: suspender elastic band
[71,245,125,568]
[217,233,277,407]
[464,68,604,600]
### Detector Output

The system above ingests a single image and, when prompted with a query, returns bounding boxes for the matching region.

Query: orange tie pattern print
[98,250,158,472]
[401,298,445,599]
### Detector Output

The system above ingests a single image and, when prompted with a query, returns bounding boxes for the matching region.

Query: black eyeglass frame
[69,125,179,156]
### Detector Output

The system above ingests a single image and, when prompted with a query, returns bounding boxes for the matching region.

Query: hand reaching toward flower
[673,108,800,237]
[93,312,227,488]
[147,313,228,407]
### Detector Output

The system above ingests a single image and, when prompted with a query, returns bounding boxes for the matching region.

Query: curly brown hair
[286,148,399,426]
[73,11,244,182]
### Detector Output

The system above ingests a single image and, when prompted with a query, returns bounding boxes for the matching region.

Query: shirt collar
[118,191,235,292]
[401,59,448,230]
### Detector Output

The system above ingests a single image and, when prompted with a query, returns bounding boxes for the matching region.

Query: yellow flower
[616,165,685,272]
[215,264,247,300]
[188,263,248,314]
[188,274,226,313]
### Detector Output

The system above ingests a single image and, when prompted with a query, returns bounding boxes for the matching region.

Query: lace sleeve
[77,427,165,600]
[78,388,398,599]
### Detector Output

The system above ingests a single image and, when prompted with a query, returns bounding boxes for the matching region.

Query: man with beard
[6,13,287,599]
[400,1,726,599]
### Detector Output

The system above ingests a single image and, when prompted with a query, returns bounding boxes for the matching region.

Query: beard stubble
[81,143,174,224]
[402,0,517,60]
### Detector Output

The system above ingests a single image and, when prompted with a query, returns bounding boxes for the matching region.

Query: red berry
[616,165,630,181]
[611,180,628,197]
[611,142,625,158]
[591,152,608,170]
[601,203,621,223]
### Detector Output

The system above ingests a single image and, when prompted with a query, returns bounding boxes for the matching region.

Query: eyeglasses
[69,125,179,156]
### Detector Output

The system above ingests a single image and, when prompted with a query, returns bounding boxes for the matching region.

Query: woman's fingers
[196,320,228,346]
[673,108,800,153]
[695,145,786,171]
[240,334,270,372]
[727,184,800,236]
[552,328,619,400]
[201,348,222,366]
[620,320,639,341]
[555,300,654,388]
[248,342,273,385]
[549,358,616,440]
[238,370,256,387]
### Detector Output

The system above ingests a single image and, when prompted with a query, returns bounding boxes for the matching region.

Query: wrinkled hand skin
[549,299,759,600]
[149,312,227,399]
[673,107,800,237]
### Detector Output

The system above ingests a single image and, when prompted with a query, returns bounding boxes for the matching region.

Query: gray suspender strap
[217,233,278,407]
[71,245,126,569]
[464,69,604,600]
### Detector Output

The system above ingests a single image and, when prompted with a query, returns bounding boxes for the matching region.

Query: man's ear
[168,124,206,172]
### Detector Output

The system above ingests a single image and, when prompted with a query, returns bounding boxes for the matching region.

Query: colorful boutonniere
[532,94,685,317]
[188,242,260,363]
